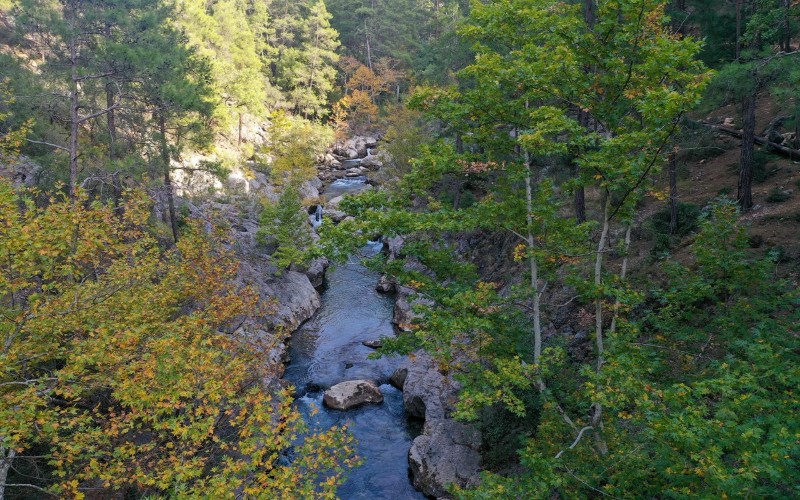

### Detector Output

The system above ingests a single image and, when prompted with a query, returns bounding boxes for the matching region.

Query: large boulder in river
[304,257,329,288]
[360,155,383,170]
[401,351,454,420]
[408,418,482,498]
[323,380,384,410]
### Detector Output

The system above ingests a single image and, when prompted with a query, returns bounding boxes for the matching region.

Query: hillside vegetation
[1,0,798,498]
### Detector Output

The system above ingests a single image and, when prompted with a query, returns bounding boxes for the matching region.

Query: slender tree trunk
[576,2,594,222]
[674,0,687,35]
[591,196,610,456]
[574,160,586,223]
[69,33,79,199]
[526,170,542,364]
[782,0,791,52]
[0,447,15,500]
[0,446,14,500]
[669,151,678,234]
[608,224,632,336]
[158,112,179,243]
[238,112,243,146]
[584,0,596,28]
[106,83,117,156]
[738,89,756,211]
[364,19,372,71]
[736,0,743,60]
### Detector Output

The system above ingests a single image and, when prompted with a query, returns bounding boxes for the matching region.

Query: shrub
[647,202,702,253]
[766,187,791,203]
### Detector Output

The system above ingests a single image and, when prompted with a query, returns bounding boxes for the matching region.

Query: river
[283,237,425,499]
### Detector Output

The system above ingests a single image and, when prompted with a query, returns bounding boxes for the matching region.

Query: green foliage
[0,182,356,496]
[647,202,701,254]
[463,201,800,497]
[258,185,314,272]
[766,187,791,203]
[378,105,432,186]
[263,112,333,185]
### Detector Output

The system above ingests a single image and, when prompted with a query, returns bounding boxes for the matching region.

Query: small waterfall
[311,205,323,230]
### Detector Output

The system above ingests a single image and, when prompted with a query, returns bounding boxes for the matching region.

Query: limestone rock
[408,419,482,498]
[384,235,405,261]
[393,286,433,332]
[401,351,450,420]
[376,274,395,293]
[304,257,329,288]
[389,367,408,390]
[361,155,383,170]
[323,380,384,410]
[326,209,348,223]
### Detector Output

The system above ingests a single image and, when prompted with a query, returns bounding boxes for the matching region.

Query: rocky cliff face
[188,180,323,377]
[392,351,482,499]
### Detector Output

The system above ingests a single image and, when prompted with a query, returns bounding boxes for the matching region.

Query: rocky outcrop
[393,286,433,332]
[323,380,384,410]
[0,155,41,188]
[396,351,481,498]
[332,136,377,159]
[390,367,408,390]
[408,419,482,498]
[299,176,322,201]
[191,193,323,371]
[304,257,329,288]
[400,351,454,420]
[376,274,395,293]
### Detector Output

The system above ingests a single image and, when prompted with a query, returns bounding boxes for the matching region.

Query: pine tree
[291,0,340,118]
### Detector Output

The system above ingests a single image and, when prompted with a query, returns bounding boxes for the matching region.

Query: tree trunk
[782,0,791,52]
[574,162,586,223]
[736,0,743,60]
[669,151,678,234]
[0,446,14,500]
[591,196,610,457]
[609,224,632,336]
[364,19,372,71]
[584,0,596,28]
[674,0,687,35]
[158,112,179,243]
[69,33,79,199]
[526,170,542,364]
[106,82,117,158]
[738,89,756,211]
[238,112,243,146]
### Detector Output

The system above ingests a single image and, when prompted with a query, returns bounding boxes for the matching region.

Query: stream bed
[283,241,425,499]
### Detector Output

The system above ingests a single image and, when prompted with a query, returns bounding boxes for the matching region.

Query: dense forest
[0,0,798,498]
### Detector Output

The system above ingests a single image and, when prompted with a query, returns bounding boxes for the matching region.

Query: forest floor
[621,93,800,281]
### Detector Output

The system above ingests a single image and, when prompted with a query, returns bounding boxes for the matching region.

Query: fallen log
[701,121,800,161]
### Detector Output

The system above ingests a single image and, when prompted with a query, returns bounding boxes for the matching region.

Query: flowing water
[283,241,425,499]
[323,176,369,200]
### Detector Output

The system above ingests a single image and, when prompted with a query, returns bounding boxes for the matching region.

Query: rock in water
[323,380,384,410]
[375,274,395,293]
[304,257,329,289]
[362,339,383,349]
[408,419,482,498]
[389,367,408,390]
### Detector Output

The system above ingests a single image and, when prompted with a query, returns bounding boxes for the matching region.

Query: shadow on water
[284,242,425,499]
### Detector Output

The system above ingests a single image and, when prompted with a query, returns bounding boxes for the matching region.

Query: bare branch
[555,426,594,459]
[73,71,115,82]
[77,103,120,124]
[25,139,69,153]
[3,484,58,496]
